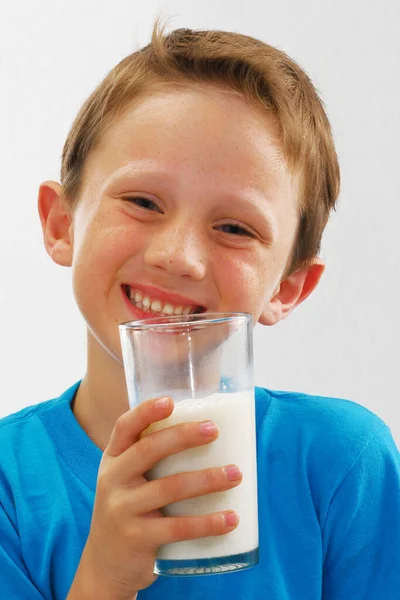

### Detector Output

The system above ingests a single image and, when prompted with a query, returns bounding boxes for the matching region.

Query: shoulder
[255,386,389,440]
[0,398,58,432]
[0,382,78,432]
[0,382,80,469]
[254,386,398,490]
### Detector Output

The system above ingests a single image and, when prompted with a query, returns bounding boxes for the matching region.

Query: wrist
[68,549,138,600]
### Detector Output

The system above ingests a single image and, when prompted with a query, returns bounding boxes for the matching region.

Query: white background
[0,0,399,443]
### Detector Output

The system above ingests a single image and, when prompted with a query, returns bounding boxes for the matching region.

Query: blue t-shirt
[0,382,399,599]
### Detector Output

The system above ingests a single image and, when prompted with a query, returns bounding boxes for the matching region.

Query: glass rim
[119,311,252,332]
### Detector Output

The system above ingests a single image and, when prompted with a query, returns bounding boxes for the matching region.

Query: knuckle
[169,517,192,541]
[160,423,191,455]
[167,475,185,500]
[114,412,129,436]
[169,514,225,542]
[203,468,222,490]
[96,470,111,495]
[145,396,157,410]
[180,422,195,441]
[105,491,125,522]
[209,513,226,535]
[137,433,153,457]
[126,521,143,546]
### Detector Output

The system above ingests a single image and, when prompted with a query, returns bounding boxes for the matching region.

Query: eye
[216,222,255,237]
[125,196,162,213]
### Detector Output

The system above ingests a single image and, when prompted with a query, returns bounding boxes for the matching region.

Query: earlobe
[259,259,325,326]
[38,181,73,267]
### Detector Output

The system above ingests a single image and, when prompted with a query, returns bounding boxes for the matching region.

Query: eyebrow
[221,192,278,242]
[104,162,278,241]
[103,162,176,190]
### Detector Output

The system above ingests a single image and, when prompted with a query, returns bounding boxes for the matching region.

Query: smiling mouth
[123,285,206,316]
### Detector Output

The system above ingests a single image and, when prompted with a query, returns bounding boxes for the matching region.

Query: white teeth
[151,300,163,312]
[127,287,200,316]
[162,303,174,315]
[142,296,151,309]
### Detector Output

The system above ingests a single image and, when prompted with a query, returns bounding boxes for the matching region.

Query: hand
[68,396,242,600]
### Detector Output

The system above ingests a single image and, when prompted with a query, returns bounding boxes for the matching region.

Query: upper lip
[123,283,207,309]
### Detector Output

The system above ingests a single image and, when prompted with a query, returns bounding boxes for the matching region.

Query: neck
[73,331,129,451]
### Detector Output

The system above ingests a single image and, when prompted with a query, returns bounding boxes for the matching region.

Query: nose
[143,218,207,280]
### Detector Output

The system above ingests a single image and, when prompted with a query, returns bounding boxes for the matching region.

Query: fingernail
[224,465,242,481]
[155,397,170,409]
[224,511,238,527]
[199,421,218,436]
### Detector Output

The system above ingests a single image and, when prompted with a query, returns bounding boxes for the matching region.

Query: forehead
[87,86,288,181]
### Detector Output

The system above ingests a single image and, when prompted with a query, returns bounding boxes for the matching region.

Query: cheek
[71,224,125,299]
[74,214,136,269]
[217,252,276,308]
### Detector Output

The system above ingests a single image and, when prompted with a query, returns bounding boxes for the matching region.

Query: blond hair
[61,23,340,275]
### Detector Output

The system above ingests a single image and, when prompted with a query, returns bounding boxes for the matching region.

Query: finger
[143,511,240,548]
[126,465,243,514]
[109,419,219,484]
[106,397,173,457]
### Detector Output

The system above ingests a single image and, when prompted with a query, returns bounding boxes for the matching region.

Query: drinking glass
[119,313,258,576]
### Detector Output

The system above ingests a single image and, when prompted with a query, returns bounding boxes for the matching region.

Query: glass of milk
[119,313,258,576]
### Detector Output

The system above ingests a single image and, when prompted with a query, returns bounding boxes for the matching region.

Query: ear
[259,258,325,326]
[38,181,73,267]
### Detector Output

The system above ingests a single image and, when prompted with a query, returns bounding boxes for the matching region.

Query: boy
[1,24,399,600]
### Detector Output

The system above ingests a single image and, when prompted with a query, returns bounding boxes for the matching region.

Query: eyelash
[125,197,254,238]
[126,196,162,212]
[217,223,254,237]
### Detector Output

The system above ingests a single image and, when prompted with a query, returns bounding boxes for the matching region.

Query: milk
[146,391,258,560]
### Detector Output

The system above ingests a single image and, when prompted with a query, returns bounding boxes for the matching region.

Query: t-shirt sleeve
[0,500,45,599]
[322,424,400,599]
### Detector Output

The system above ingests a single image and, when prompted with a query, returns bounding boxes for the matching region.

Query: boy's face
[40,85,323,368]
